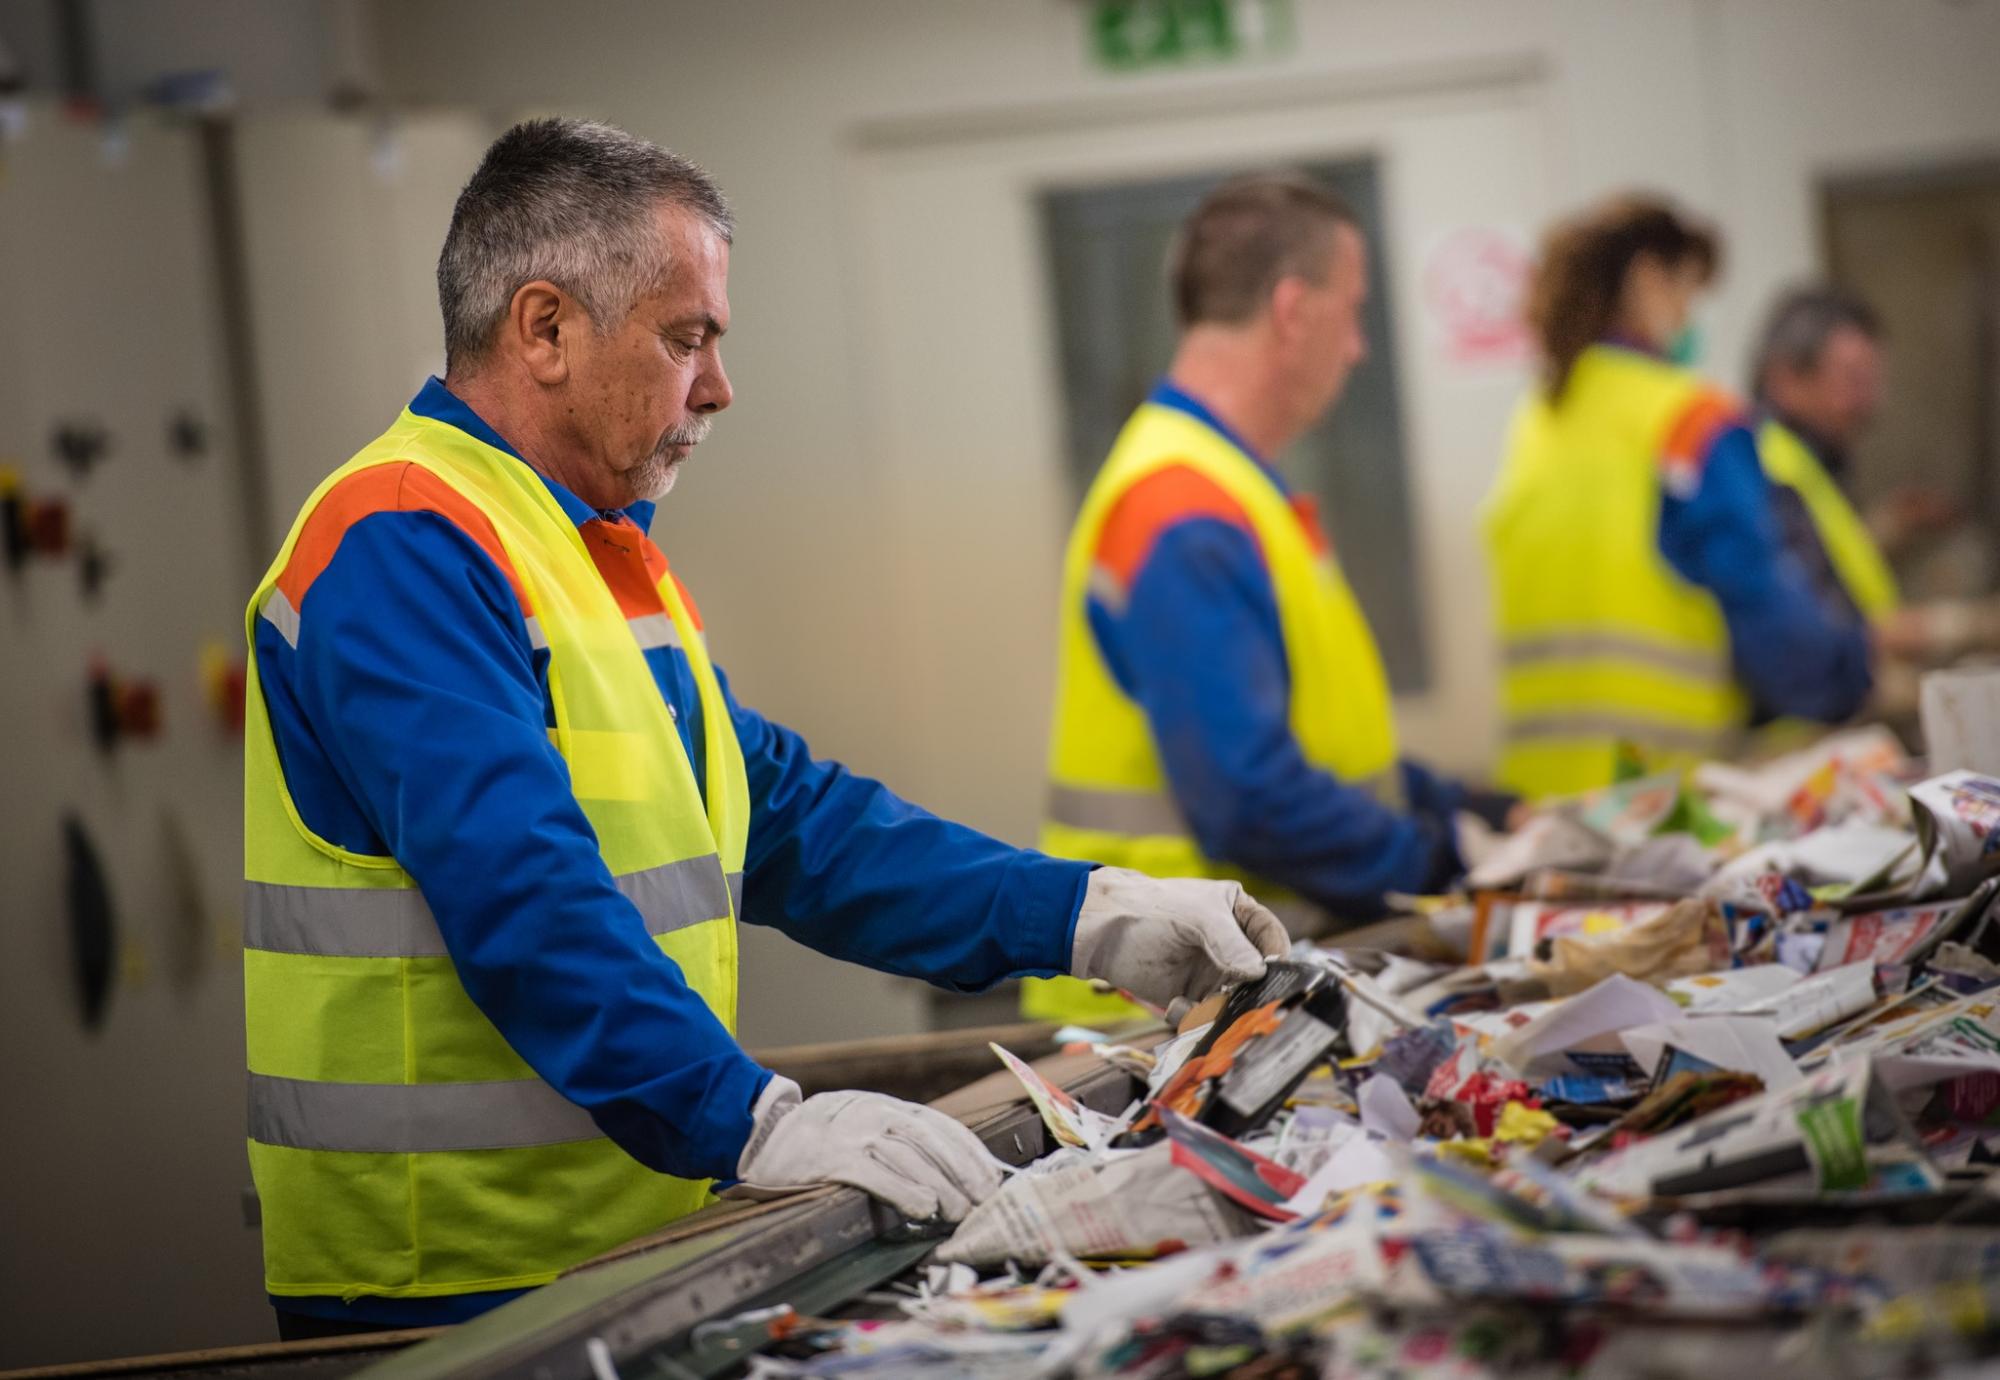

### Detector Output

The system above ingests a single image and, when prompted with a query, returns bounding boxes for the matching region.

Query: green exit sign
[1089,0,1295,73]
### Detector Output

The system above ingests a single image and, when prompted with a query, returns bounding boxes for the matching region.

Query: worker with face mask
[1482,195,1873,800]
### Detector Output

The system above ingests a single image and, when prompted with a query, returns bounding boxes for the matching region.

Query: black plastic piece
[1199,981,1349,1139]
[1187,958,1327,1061]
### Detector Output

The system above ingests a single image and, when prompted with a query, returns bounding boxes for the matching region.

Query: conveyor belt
[348,1049,1139,1380]
[0,1036,1141,1380]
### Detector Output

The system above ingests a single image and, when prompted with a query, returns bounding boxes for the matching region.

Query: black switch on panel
[88,659,161,751]
[63,813,117,1031]
[0,467,25,570]
[169,409,208,461]
[52,420,110,480]
[77,531,112,601]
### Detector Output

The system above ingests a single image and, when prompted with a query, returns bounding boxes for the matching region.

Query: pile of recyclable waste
[738,730,2000,1378]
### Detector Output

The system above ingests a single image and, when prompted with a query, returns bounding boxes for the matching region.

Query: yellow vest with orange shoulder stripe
[1758,417,1899,619]
[243,408,749,1300]
[1483,345,1750,800]
[1027,400,1401,1024]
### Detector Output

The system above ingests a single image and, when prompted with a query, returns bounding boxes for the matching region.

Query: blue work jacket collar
[1147,378,1290,495]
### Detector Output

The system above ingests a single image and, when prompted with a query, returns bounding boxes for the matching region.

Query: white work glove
[734,1076,1004,1224]
[1069,867,1290,1009]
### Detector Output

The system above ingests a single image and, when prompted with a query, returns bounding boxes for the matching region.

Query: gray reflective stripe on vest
[1045,784,1188,837]
[628,612,681,650]
[1502,712,1724,754]
[1049,770,1400,837]
[247,1071,603,1153]
[728,870,744,918]
[1359,768,1405,813]
[245,853,735,958]
[1502,632,1726,682]
[260,588,301,648]
[1086,563,1129,618]
[524,614,702,654]
[618,855,736,936]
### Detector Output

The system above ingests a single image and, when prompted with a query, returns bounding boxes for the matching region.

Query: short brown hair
[1526,194,1720,399]
[1170,173,1357,329]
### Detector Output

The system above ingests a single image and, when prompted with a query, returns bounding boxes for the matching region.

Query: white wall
[0,109,271,1367]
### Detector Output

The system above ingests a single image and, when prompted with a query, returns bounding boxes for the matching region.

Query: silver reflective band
[617,855,736,936]
[1355,769,1404,813]
[628,612,682,650]
[727,870,744,918]
[1045,784,1188,837]
[1503,713,1723,754]
[524,615,550,651]
[1049,771,1399,835]
[245,853,735,958]
[1502,632,1726,681]
[1086,563,1129,618]
[260,588,301,648]
[247,1071,603,1153]
[247,882,444,957]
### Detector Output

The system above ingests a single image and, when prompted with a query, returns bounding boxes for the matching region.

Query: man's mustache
[660,415,713,451]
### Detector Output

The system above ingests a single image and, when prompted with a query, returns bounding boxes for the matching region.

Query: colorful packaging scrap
[741,760,2000,1378]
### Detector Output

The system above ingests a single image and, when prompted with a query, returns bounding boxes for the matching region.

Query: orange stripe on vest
[1660,388,1744,494]
[275,463,530,614]
[1094,462,1257,590]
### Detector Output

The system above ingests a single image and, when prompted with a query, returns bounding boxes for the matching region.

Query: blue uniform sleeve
[1657,425,1873,723]
[1094,518,1460,916]
[723,669,1090,989]
[275,511,770,1182]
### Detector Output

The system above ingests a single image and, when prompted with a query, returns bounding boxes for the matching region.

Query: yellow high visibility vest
[243,409,750,1300]
[1758,418,1898,619]
[1027,401,1400,1024]
[1483,345,1748,801]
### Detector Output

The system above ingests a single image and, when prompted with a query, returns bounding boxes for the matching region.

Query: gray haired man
[242,118,1287,1338]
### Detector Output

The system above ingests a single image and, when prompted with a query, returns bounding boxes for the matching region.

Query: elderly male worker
[1750,286,1903,627]
[1027,174,1503,1025]
[1754,286,2000,671]
[243,119,1286,1339]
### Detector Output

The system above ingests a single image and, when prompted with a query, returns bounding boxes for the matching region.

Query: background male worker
[1750,285,1903,625]
[242,119,1287,1338]
[1030,174,1500,1025]
[1753,285,2000,672]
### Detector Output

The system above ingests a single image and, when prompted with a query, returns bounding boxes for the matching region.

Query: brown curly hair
[1527,194,1720,400]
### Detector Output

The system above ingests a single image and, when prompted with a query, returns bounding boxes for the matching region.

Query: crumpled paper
[1529,897,1733,997]
[937,1141,1254,1267]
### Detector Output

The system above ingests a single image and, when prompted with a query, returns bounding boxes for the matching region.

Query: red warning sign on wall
[1422,225,1532,368]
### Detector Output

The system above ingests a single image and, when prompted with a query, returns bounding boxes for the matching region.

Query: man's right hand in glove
[734,1076,1004,1224]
